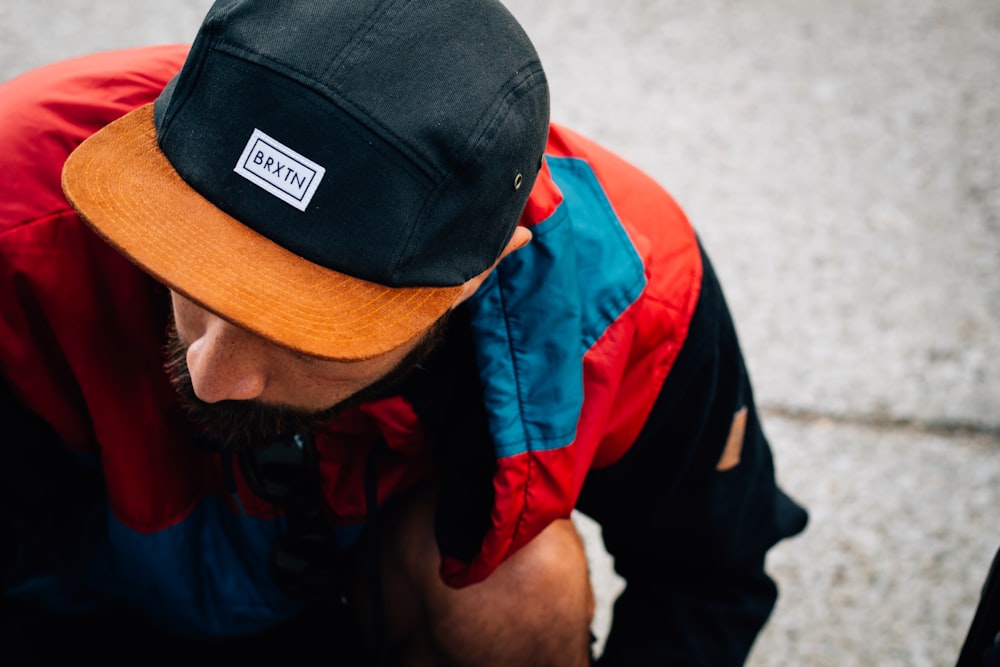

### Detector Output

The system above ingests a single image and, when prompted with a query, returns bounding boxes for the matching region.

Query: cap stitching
[154,35,215,148]
[391,62,548,281]
[323,0,413,82]
[466,63,548,163]
[210,39,441,187]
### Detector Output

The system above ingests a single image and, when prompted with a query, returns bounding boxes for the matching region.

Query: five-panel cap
[62,0,549,360]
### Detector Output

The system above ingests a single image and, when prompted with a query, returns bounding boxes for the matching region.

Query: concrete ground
[2,1,998,665]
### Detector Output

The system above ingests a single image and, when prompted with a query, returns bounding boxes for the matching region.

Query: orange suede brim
[62,104,462,360]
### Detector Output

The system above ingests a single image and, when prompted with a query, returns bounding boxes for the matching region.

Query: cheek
[277,355,402,410]
[269,368,365,411]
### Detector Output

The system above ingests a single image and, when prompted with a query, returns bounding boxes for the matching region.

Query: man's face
[166,291,444,447]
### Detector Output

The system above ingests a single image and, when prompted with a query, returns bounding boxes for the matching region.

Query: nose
[185,316,268,403]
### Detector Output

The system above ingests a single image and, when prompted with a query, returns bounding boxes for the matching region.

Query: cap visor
[62,104,462,360]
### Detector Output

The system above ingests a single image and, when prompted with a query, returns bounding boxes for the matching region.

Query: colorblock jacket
[0,46,702,636]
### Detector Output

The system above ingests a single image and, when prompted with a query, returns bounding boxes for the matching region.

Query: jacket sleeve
[576,248,808,666]
[0,379,105,594]
[0,45,188,605]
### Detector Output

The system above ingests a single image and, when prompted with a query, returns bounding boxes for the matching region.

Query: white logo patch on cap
[234,129,325,211]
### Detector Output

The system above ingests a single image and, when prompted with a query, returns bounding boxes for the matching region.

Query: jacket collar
[518,157,563,228]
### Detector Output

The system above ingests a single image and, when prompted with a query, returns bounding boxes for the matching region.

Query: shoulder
[0,44,190,118]
[0,45,189,231]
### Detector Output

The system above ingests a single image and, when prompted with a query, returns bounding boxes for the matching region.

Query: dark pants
[957,544,1000,667]
[577,247,808,666]
[1,600,367,666]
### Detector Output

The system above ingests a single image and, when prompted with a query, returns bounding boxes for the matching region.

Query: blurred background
[2,1,998,665]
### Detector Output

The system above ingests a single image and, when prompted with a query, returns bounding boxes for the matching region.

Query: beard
[163,315,448,449]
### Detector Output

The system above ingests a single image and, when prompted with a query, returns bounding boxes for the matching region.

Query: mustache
[164,327,341,448]
[163,315,448,449]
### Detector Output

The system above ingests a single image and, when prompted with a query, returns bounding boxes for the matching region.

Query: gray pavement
[2,1,998,665]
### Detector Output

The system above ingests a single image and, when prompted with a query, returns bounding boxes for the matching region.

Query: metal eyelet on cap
[514,173,523,190]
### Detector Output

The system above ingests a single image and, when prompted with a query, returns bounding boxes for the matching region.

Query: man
[0,0,807,665]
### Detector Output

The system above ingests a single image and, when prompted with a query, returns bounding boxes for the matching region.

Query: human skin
[170,226,534,414]
[171,289,430,412]
[169,226,595,665]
